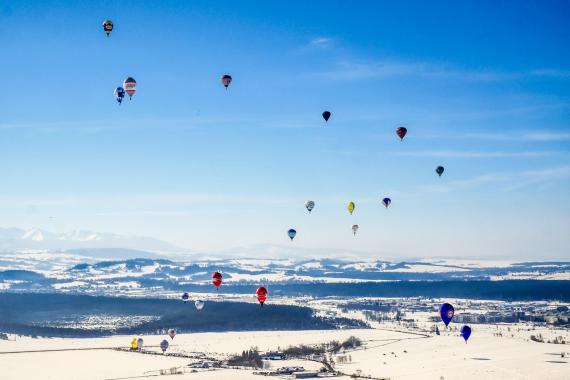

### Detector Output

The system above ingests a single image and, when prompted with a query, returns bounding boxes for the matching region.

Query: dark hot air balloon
[160,339,169,353]
[382,198,391,208]
[396,127,407,141]
[114,87,125,105]
[460,325,472,342]
[288,229,297,241]
[322,111,331,122]
[436,166,445,177]
[221,74,232,89]
[102,20,113,36]
[439,303,455,326]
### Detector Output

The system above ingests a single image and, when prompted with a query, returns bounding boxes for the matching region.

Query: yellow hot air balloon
[130,337,138,350]
[347,201,355,215]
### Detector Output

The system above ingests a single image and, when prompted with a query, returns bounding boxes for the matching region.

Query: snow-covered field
[0,323,568,380]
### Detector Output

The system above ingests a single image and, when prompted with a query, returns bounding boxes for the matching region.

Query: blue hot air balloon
[114,87,125,105]
[439,303,455,326]
[382,197,391,208]
[288,228,297,241]
[160,339,169,353]
[460,325,472,342]
[181,292,189,302]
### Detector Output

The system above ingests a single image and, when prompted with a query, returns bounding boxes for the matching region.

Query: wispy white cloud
[419,165,570,193]
[310,37,333,48]
[397,150,558,158]
[465,131,570,142]
[314,56,570,82]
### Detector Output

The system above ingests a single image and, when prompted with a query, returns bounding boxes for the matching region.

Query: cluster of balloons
[114,77,137,105]
[287,124,446,239]
[130,337,144,351]
[158,330,176,353]
[439,303,472,343]
[181,292,205,311]
[183,273,269,307]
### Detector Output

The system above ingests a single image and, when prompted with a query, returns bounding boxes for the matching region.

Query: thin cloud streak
[465,131,570,142]
[313,56,570,82]
[397,150,558,158]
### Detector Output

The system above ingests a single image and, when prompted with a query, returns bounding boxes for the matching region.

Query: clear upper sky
[1,0,569,259]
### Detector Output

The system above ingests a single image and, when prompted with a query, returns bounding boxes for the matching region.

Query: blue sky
[0,0,569,259]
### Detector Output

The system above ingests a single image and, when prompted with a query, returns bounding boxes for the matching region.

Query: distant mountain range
[0,247,568,298]
[0,227,183,252]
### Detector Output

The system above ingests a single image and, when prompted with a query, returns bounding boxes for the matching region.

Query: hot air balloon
[382,198,391,208]
[123,77,137,99]
[168,329,176,340]
[114,87,125,105]
[322,111,331,122]
[460,325,472,343]
[221,74,232,89]
[396,127,407,141]
[181,292,189,302]
[137,338,144,351]
[160,339,169,353]
[439,303,455,327]
[347,201,355,215]
[212,272,223,289]
[102,20,113,36]
[256,286,268,307]
[352,224,359,236]
[130,337,138,350]
[436,166,445,177]
[305,200,315,213]
[288,228,297,241]
[195,300,205,311]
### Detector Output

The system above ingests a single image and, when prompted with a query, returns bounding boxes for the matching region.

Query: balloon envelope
[436,166,445,177]
[322,111,331,122]
[212,272,223,288]
[160,339,169,353]
[396,127,407,140]
[288,229,297,240]
[195,300,205,311]
[256,286,268,305]
[347,201,355,215]
[123,77,137,99]
[221,74,232,88]
[352,224,359,235]
[114,87,125,105]
[181,292,189,302]
[460,325,472,342]
[168,329,176,339]
[137,338,144,350]
[102,20,113,36]
[305,200,315,213]
[382,198,391,208]
[439,303,455,326]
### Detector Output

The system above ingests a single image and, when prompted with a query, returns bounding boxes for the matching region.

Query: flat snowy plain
[0,322,568,380]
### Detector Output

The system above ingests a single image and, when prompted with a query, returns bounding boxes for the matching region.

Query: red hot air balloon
[256,286,268,307]
[212,272,223,289]
[396,127,407,141]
